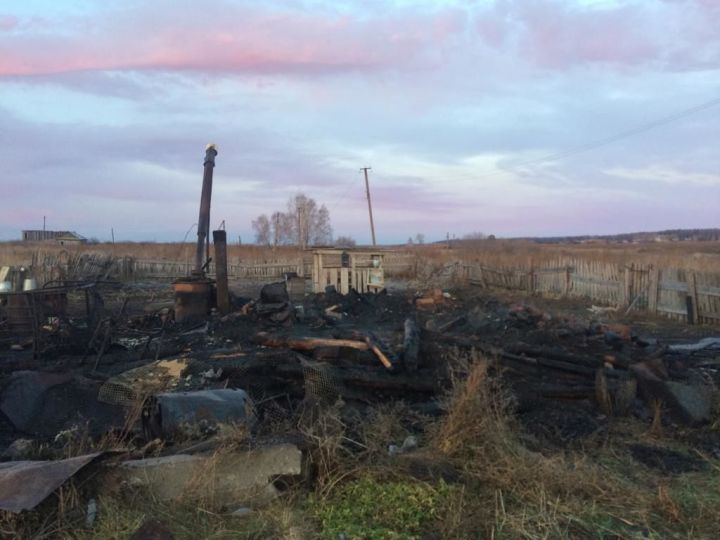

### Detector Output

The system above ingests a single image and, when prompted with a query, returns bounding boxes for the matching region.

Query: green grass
[311,476,455,540]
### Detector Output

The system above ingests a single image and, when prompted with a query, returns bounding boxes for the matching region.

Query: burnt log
[224,352,439,395]
[428,332,620,379]
[364,333,399,371]
[253,332,369,351]
[403,316,420,372]
[505,344,630,370]
[282,359,438,393]
[437,316,467,333]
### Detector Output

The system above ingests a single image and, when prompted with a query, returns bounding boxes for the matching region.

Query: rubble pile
[0,279,717,522]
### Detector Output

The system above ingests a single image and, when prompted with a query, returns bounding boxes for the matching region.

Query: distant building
[22,230,87,245]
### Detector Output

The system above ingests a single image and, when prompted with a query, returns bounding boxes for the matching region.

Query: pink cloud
[3,1,716,81]
[515,3,657,68]
[474,0,720,71]
[0,4,463,77]
[0,15,18,31]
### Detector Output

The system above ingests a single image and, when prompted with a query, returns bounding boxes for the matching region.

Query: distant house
[54,232,87,245]
[22,230,87,245]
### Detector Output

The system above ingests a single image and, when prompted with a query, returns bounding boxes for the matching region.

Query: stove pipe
[194,144,218,273]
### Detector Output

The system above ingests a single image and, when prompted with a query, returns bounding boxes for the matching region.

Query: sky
[0,0,718,244]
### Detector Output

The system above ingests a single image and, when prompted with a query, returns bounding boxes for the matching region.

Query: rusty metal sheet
[0,452,102,513]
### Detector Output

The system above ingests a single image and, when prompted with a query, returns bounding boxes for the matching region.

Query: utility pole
[274,213,280,250]
[361,167,376,246]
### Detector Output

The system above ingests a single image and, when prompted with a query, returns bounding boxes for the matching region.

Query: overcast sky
[0,0,717,243]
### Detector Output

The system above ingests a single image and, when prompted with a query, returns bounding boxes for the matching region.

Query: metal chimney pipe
[213,230,230,314]
[194,144,218,273]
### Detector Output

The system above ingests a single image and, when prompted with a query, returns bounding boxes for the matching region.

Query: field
[3,238,720,271]
[0,241,307,268]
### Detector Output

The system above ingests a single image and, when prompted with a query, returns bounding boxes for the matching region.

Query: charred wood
[403,316,420,372]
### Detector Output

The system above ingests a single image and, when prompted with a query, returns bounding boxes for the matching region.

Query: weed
[311,475,454,540]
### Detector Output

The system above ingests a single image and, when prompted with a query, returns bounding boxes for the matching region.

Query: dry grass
[4,351,720,538]
[6,237,720,270]
[4,239,719,287]
[430,358,512,458]
[420,352,720,538]
[413,239,720,273]
[303,349,717,538]
[290,352,704,538]
[0,241,306,268]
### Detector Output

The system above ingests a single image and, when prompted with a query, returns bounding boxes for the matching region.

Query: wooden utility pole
[361,167,376,246]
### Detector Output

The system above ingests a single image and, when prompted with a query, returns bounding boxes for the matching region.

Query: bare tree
[335,235,356,248]
[313,204,333,245]
[270,211,294,247]
[287,194,313,248]
[287,193,332,248]
[414,233,425,245]
[252,214,271,245]
[463,231,486,240]
[253,193,333,248]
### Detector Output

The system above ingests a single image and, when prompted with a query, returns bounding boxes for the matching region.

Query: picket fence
[122,253,416,280]
[464,257,720,325]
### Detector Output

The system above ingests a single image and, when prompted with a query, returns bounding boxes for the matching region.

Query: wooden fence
[16,249,416,283]
[464,257,720,325]
[131,259,311,280]
[20,251,720,324]
[129,253,415,280]
[47,252,410,281]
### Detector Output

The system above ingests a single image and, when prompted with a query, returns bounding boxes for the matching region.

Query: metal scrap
[0,371,74,432]
[0,453,104,513]
[142,388,255,440]
[669,337,720,353]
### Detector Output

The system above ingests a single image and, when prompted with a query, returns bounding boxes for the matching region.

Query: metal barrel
[172,278,214,322]
[142,388,254,440]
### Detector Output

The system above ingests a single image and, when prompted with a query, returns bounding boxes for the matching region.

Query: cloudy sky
[0,0,717,243]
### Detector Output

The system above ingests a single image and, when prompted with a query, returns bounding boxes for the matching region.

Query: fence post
[564,266,571,297]
[623,265,633,307]
[688,272,700,324]
[648,267,659,314]
[528,267,535,294]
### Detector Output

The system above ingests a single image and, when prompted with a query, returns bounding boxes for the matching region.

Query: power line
[324,96,720,214]
[513,95,720,168]
[452,95,720,180]
[328,170,364,207]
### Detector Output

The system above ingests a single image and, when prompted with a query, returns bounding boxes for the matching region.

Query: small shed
[54,232,87,246]
[311,249,385,294]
